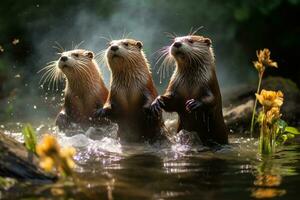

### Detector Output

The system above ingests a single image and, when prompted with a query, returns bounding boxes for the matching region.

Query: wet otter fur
[95,39,162,143]
[40,49,108,130]
[151,35,228,145]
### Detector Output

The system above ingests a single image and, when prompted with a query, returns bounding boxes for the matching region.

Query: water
[1,123,300,200]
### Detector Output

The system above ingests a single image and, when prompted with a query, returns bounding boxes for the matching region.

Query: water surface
[1,122,300,200]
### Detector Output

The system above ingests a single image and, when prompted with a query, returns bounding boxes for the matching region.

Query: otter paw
[144,107,161,124]
[185,99,202,113]
[56,113,70,130]
[94,107,111,118]
[150,96,165,117]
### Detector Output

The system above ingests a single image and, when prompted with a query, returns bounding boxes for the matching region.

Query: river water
[1,122,300,200]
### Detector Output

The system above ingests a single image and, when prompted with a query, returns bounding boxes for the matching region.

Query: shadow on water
[1,123,300,200]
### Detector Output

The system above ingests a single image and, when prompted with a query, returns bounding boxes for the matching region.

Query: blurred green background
[0,0,299,122]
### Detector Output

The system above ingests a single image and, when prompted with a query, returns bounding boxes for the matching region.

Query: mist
[1,0,260,121]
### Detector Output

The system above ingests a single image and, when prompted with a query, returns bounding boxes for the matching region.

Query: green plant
[22,124,37,153]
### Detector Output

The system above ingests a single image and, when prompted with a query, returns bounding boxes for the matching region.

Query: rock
[223,99,254,133]
[0,132,56,181]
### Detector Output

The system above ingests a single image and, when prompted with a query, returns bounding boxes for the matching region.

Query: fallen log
[0,132,56,182]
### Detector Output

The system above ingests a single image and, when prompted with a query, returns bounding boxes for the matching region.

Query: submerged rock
[0,132,56,181]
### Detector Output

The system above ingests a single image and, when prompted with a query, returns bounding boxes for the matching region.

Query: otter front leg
[55,111,71,130]
[143,91,162,122]
[151,93,177,116]
[185,90,215,113]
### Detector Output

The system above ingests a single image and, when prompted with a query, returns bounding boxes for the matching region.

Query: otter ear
[136,41,143,49]
[85,51,94,59]
[203,38,212,46]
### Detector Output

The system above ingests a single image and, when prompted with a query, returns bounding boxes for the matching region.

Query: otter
[94,39,162,143]
[151,35,228,145]
[41,49,108,130]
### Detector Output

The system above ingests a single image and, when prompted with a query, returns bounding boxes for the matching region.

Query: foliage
[21,123,37,153]
[0,177,16,190]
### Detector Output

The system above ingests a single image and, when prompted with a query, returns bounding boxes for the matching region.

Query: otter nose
[60,56,68,62]
[110,45,119,52]
[173,42,182,48]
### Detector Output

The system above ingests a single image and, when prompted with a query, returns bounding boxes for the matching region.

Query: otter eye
[123,42,129,47]
[188,39,194,44]
[73,53,79,58]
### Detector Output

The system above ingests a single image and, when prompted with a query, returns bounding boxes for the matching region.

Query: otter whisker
[95,50,107,66]
[164,32,177,40]
[190,26,204,36]
[52,45,64,54]
[158,53,175,83]
[99,36,111,43]
[38,64,56,74]
[75,63,92,80]
[39,65,57,84]
[76,62,94,80]
[46,70,57,90]
[40,69,55,87]
[54,41,65,53]
[154,47,169,67]
[74,41,85,50]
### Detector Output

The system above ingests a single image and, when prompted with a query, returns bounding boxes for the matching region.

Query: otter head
[169,35,213,67]
[106,39,144,70]
[58,49,95,78]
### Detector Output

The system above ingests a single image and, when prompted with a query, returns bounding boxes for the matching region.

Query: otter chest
[69,95,95,118]
[176,79,202,100]
[114,86,142,112]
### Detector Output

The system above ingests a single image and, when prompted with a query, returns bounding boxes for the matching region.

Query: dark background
[0,0,299,122]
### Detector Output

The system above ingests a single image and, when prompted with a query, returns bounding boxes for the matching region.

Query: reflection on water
[1,123,300,200]
[251,149,299,199]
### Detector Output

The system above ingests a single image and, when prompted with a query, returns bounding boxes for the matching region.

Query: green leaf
[277,119,288,130]
[285,126,300,135]
[22,124,37,153]
[280,135,288,143]
[287,133,295,139]
[256,111,264,124]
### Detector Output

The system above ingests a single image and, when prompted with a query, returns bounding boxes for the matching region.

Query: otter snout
[173,42,182,48]
[60,56,68,62]
[110,45,119,52]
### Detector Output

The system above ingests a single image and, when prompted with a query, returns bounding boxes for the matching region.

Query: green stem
[259,110,276,155]
[250,72,263,137]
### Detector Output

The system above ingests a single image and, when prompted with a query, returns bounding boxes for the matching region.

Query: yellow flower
[60,147,76,169]
[39,157,54,172]
[36,134,59,157]
[255,89,284,111]
[252,188,286,199]
[253,48,278,76]
[36,134,76,177]
[254,175,281,187]
[253,61,265,75]
[256,48,278,68]
[266,107,281,124]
